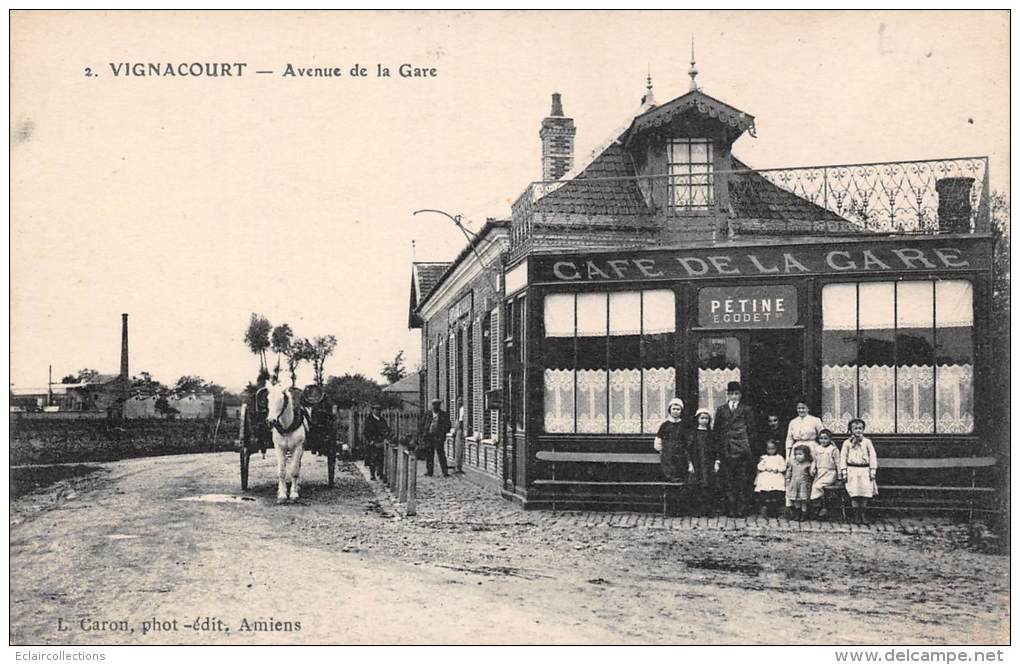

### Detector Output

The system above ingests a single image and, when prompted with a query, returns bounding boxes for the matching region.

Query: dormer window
[668,138,714,209]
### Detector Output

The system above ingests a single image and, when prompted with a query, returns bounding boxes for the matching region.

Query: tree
[308,335,338,386]
[130,371,166,396]
[323,373,401,410]
[286,338,316,387]
[62,368,99,384]
[244,313,272,374]
[270,323,294,378]
[381,350,407,385]
[173,375,225,397]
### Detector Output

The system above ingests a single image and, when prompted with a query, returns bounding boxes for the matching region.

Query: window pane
[576,293,607,336]
[935,280,973,433]
[896,282,935,433]
[858,283,894,329]
[609,368,642,433]
[544,369,575,433]
[822,284,857,330]
[576,369,608,433]
[643,367,676,433]
[544,293,575,337]
[859,365,895,433]
[936,281,974,328]
[897,365,935,433]
[821,284,858,431]
[698,337,741,415]
[642,290,676,334]
[936,364,974,434]
[690,140,708,163]
[821,365,857,432]
[609,291,641,336]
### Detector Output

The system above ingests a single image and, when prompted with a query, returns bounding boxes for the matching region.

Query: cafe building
[411,67,997,513]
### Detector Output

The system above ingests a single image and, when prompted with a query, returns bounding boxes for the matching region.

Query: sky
[9,10,1009,392]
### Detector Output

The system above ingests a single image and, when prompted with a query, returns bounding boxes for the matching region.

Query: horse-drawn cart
[236,383,337,493]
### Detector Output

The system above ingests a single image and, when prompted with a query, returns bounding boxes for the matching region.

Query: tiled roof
[729,157,862,232]
[413,262,451,303]
[382,371,420,393]
[530,144,653,222]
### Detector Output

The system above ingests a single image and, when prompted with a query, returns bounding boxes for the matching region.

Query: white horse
[263,381,309,503]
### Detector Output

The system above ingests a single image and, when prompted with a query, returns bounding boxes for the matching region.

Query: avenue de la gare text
[106,62,437,78]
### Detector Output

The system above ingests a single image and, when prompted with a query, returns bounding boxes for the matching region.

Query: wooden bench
[536,451,661,464]
[534,451,683,513]
[826,456,997,520]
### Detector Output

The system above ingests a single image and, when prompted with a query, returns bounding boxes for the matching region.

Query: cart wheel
[327,447,336,488]
[239,404,252,491]
[240,446,251,491]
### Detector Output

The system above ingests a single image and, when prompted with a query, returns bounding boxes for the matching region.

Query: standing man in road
[713,381,758,517]
[421,398,451,477]
[362,403,391,481]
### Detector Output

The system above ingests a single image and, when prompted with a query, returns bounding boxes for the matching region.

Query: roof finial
[688,35,699,92]
[641,64,657,108]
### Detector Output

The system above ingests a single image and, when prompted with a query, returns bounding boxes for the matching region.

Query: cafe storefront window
[543,289,676,434]
[821,280,974,434]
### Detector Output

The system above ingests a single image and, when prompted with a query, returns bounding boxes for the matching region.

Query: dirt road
[9,452,1008,645]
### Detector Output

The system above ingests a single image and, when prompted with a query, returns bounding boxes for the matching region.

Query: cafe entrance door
[694,330,803,424]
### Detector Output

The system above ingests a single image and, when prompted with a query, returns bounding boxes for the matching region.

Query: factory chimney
[120,313,129,380]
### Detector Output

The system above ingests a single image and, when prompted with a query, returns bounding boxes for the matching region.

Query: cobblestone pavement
[364,459,965,537]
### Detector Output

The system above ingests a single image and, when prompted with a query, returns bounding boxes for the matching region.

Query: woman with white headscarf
[653,397,688,483]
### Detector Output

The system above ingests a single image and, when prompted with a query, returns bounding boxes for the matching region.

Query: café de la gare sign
[534,237,989,284]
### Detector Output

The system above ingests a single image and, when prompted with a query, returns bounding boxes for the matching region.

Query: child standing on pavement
[839,418,879,525]
[785,444,816,521]
[754,439,786,517]
[810,429,841,518]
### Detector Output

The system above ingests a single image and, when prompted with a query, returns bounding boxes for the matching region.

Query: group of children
[656,399,879,524]
[754,407,879,524]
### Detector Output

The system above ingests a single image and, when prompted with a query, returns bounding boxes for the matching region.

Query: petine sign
[533,237,990,284]
[698,285,798,328]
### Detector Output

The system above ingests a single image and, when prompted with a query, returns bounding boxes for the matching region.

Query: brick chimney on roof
[120,313,129,380]
[540,92,575,181]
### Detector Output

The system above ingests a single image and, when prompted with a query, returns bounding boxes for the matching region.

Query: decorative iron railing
[509,156,990,249]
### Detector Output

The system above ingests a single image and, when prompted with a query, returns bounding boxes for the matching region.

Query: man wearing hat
[420,398,451,477]
[363,403,392,480]
[713,381,758,517]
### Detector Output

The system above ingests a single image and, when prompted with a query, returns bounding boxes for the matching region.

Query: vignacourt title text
[102,62,438,78]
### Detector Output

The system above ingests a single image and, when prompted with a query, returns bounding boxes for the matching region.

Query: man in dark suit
[420,398,451,477]
[713,381,758,517]
[362,403,391,480]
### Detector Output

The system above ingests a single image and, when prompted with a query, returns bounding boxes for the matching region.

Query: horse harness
[269,390,308,437]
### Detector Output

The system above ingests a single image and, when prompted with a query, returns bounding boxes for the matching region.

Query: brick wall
[421,262,504,483]
[10,417,239,466]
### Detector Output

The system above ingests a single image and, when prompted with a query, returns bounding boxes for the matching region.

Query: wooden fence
[336,408,421,456]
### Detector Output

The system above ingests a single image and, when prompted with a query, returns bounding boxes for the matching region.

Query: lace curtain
[937,364,974,434]
[698,367,741,416]
[821,280,974,435]
[643,367,675,432]
[896,365,935,433]
[543,369,574,433]
[542,290,676,434]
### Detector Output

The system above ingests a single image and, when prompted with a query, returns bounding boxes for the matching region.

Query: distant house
[382,371,421,410]
[123,393,216,419]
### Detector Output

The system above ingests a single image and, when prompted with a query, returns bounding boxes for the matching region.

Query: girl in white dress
[838,418,879,525]
[754,439,786,517]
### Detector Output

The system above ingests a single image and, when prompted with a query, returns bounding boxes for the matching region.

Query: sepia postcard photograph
[8,9,1011,652]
